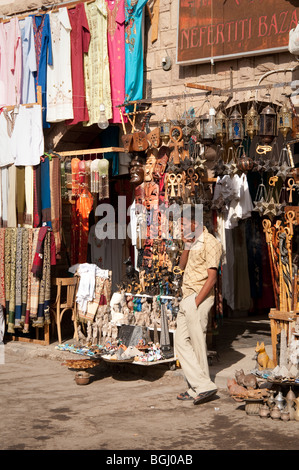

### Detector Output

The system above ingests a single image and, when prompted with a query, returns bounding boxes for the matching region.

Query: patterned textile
[21,228,29,325]
[7,228,17,333]
[14,228,23,328]
[0,228,5,308]
[23,228,33,333]
[29,228,40,320]
[33,231,51,327]
[49,157,62,256]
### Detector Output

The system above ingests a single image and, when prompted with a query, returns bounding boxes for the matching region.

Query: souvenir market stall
[0,0,298,375]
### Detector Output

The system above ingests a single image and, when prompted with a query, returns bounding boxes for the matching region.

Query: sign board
[177,0,299,65]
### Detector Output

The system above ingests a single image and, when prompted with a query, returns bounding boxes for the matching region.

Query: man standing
[175,206,222,405]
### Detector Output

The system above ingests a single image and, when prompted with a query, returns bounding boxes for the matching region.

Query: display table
[269,308,298,366]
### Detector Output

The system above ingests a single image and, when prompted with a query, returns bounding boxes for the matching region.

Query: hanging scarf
[7,228,17,334]
[49,157,62,256]
[33,164,42,227]
[21,228,29,326]
[29,228,40,320]
[4,228,12,320]
[23,228,33,333]
[14,228,23,328]
[40,158,52,227]
[0,229,5,308]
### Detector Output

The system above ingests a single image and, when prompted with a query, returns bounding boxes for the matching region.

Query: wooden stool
[50,277,79,344]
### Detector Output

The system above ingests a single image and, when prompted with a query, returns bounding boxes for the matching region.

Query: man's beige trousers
[175,292,216,398]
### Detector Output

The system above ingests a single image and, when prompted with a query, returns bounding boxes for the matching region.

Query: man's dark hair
[180,205,197,222]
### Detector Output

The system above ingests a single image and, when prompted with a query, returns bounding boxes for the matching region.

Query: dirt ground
[1,316,299,453]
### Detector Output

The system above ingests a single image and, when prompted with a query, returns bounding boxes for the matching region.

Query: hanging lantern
[199,108,216,144]
[159,104,171,144]
[259,104,277,144]
[215,109,228,144]
[277,100,293,141]
[228,107,244,145]
[245,103,259,140]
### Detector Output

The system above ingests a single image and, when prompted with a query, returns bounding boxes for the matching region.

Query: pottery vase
[270,405,281,420]
[281,411,290,422]
[294,398,299,421]
[286,387,296,402]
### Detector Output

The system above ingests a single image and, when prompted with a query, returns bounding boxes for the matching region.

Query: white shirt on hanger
[11,104,44,166]
[46,8,74,122]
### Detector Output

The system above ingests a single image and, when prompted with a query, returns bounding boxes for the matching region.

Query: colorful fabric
[14,228,23,328]
[7,228,17,333]
[21,228,29,325]
[40,157,52,227]
[24,166,34,228]
[106,0,125,123]
[49,157,62,256]
[124,0,148,106]
[31,13,52,128]
[66,3,90,125]
[84,0,112,126]
[16,167,25,226]
[23,228,33,333]
[0,228,6,308]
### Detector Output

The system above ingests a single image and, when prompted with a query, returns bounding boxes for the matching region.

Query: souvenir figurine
[153,146,170,179]
[144,150,157,182]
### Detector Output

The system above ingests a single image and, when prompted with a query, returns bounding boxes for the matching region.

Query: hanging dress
[0,17,22,107]
[66,3,90,126]
[106,0,125,123]
[84,0,112,126]
[31,13,53,128]
[124,0,148,105]
[46,8,74,122]
[19,16,37,104]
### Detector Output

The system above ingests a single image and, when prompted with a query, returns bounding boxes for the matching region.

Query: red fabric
[32,228,56,278]
[66,3,90,125]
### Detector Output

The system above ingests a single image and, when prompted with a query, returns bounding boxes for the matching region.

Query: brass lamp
[277,100,293,141]
[215,109,228,144]
[159,104,171,144]
[259,104,277,144]
[245,103,259,140]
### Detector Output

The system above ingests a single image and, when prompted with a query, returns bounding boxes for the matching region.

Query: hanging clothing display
[106,0,125,123]
[124,0,148,105]
[84,0,112,126]
[46,8,74,123]
[66,3,90,126]
[0,17,22,107]
[0,111,16,168]
[19,16,37,104]
[2,227,55,334]
[31,13,53,128]
[12,105,44,166]
[49,157,62,257]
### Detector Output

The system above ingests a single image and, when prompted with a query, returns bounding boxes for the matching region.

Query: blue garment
[31,13,53,128]
[124,0,148,107]
[19,17,37,104]
[40,158,52,228]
